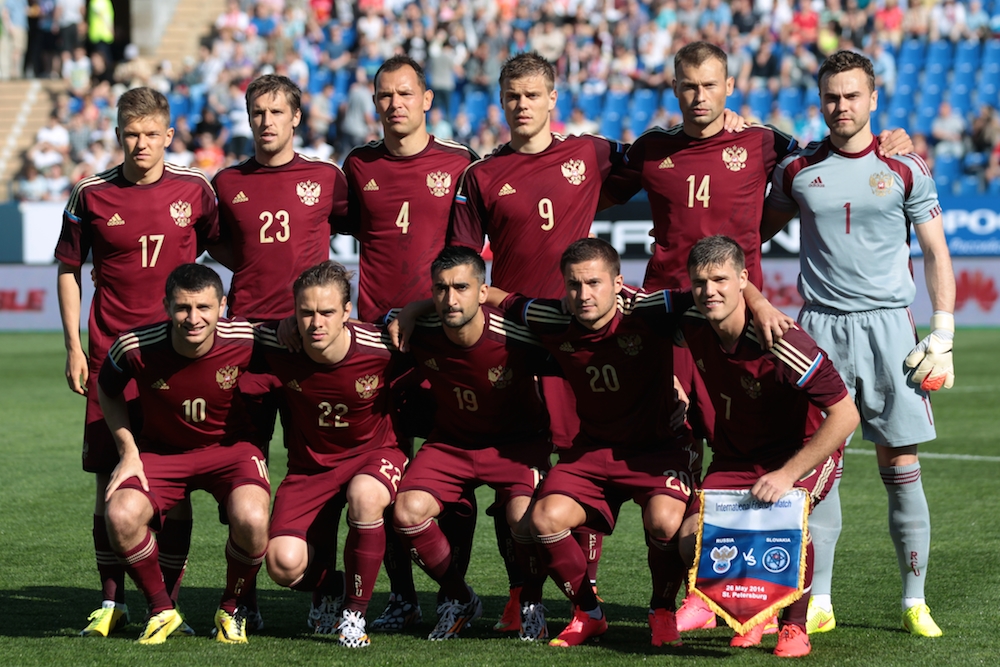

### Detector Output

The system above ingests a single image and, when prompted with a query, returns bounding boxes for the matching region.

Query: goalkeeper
[760,50,955,640]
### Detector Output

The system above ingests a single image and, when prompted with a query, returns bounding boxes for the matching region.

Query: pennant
[690,488,809,634]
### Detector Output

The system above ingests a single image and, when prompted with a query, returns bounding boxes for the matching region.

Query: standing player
[390,247,552,642]
[762,50,955,638]
[210,73,350,450]
[55,87,218,637]
[447,52,626,615]
[676,235,859,658]
[98,264,270,644]
[256,261,407,648]
[342,55,479,632]
[602,41,910,631]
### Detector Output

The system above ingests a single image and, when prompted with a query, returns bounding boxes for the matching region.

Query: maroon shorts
[537,445,695,534]
[118,441,270,530]
[539,376,579,451]
[83,342,141,474]
[398,438,550,513]
[684,450,843,519]
[270,447,408,540]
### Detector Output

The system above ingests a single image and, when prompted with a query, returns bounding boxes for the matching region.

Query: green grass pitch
[1,331,997,666]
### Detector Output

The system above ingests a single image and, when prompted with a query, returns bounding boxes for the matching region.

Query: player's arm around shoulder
[761,150,802,242]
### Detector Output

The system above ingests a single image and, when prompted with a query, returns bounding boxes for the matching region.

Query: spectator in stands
[930,0,968,42]
[966,0,992,40]
[972,104,1000,154]
[781,35,818,93]
[55,0,84,74]
[44,160,69,200]
[427,107,454,141]
[749,38,781,94]
[216,0,250,40]
[875,0,905,47]
[337,67,376,155]
[165,136,195,168]
[86,0,114,67]
[15,162,48,201]
[426,30,460,114]
[193,130,225,178]
[986,141,1000,187]
[565,106,599,136]
[931,101,967,159]
[869,40,896,99]
[1,0,28,80]
[795,103,825,145]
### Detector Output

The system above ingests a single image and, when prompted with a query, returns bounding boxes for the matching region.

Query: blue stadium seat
[886,101,911,132]
[448,87,463,119]
[777,88,802,119]
[897,39,925,75]
[946,87,972,116]
[922,69,947,97]
[168,93,190,123]
[989,178,1000,196]
[630,108,651,132]
[578,92,603,119]
[956,174,981,197]
[747,88,772,122]
[464,90,489,128]
[983,39,1000,68]
[725,88,743,113]
[895,69,918,99]
[604,91,630,116]
[555,90,574,125]
[661,89,681,116]
[964,151,989,173]
[951,68,976,94]
[978,77,999,109]
[333,68,353,97]
[953,40,980,75]
[914,105,937,135]
[308,66,332,94]
[630,88,659,118]
[925,40,953,76]
[936,154,961,182]
[599,111,623,139]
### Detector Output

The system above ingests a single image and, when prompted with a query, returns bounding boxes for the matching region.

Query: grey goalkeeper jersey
[767,136,942,311]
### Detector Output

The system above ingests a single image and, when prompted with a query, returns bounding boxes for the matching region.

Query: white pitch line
[845,449,1000,462]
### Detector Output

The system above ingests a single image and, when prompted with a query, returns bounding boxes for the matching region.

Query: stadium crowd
[8,0,1000,202]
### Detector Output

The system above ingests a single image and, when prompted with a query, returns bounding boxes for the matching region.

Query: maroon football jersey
[449,134,626,298]
[55,163,219,345]
[679,309,848,467]
[344,138,477,321]
[255,321,399,472]
[501,289,693,449]
[212,154,350,319]
[398,305,552,447]
[604,125,797,290]
[99,319,258,451]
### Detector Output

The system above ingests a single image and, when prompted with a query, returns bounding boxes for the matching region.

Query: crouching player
[475,239,699,648]
[390,247,552,641]
[255,261,406,648]
[677,236,860,658]
[99,264,270,644]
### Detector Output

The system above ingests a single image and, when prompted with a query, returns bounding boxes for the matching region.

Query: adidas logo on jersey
[232,191,249,203]
[498,183,516,196]
[424,358,439,371]
[658,157,675,169]
[106,213,125,226]
[287,379,302,392]
[809,177,824,187]
[559,342,574,353]
[151,379,170,390]
[363,179,379,192]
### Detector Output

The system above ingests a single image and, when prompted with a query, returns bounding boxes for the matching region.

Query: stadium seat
[897,39,925,76]
[168,93,190,123]
[604,91,629,116]
[956,175,981,197]
[983,39,1000,68]
[913,105,937,135]
[933,173,954,196]
[946,87,972,116]
[630,88,659,118]
[978,77,999,110]
[555,90,574,125]
[989,178,1000,196]
[333,68,353,97]
[308,66,332,94]
[725,88,743,112]
[925,40,953,77]
[964,151,989,173]
[629,108,651,132]
[935,154,961,182]
[578,92,603,119]
[464,90,489,129]
[953,40,980,75]
[777,88,802,119]
[895,70,918,99]
[921,70,947,98]
[747,88,772,122]
[599,111,623,139]
[661,89,681,116]
[886,101,911,132]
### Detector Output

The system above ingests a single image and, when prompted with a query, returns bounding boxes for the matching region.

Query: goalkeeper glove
[904,311,955,391]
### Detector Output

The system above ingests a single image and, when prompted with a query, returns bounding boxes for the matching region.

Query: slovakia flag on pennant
[690,488,810,634]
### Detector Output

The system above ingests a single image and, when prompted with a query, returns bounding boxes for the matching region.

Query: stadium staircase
[153,0,226,73]
[0,78,64,202]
